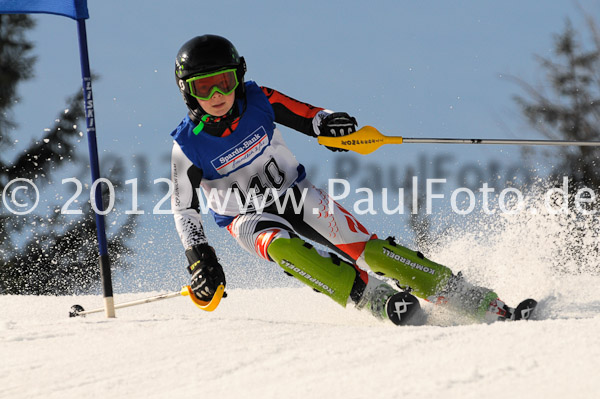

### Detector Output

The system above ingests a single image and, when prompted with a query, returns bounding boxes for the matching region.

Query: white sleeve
[171,141,208,249]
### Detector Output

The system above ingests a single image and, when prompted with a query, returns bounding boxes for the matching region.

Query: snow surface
[3,194,600,399]
[2,279,600,399]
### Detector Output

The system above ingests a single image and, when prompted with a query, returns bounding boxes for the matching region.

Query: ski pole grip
[181,284,225,312]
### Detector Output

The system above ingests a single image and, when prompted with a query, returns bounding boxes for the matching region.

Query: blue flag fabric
[0,0,88,20]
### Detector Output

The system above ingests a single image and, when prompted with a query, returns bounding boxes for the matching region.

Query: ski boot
[432,272,537,323]
[486,297,538,322]
[267,237,424,325]
[356,278,424,326]
[362,237,537,323]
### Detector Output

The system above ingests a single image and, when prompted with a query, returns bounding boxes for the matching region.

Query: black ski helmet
[175,35,246,120]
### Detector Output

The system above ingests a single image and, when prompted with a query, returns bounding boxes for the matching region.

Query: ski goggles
[186,69,239,100]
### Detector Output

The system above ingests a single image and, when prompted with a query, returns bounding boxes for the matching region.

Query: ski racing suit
[170,81,504,322]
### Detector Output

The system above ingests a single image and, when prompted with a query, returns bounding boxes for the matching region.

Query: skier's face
[197,90,235,117]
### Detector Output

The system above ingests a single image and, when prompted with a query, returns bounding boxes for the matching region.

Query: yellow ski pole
[318,125,600,155]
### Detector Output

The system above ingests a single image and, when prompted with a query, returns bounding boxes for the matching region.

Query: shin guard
[267,237,357,306]
[362,238,453,298]
[363,239,501,321]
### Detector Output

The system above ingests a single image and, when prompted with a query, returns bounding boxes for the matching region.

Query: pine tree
[0,14,136,294]
[514,19,600,189]
[513,17,600,273]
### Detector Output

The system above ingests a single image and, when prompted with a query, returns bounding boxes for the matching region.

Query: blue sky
[14,1,594,169]
[11,2,595,176]
[7,0,598,290]
[13,1,595,205]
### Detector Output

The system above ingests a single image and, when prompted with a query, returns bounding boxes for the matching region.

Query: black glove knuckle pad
[319,112,357,152]
[186,243,226,300]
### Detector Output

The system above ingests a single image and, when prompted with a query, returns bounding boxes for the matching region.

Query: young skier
[170,34,536,325]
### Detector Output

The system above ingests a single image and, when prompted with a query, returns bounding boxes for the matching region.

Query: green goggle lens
[186,69,239,100]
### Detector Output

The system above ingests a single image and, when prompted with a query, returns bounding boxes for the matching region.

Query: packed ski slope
[1,280,600,399]
[3,200,600,399]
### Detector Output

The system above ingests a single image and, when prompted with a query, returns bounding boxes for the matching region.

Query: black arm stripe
[187,165,203,211]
